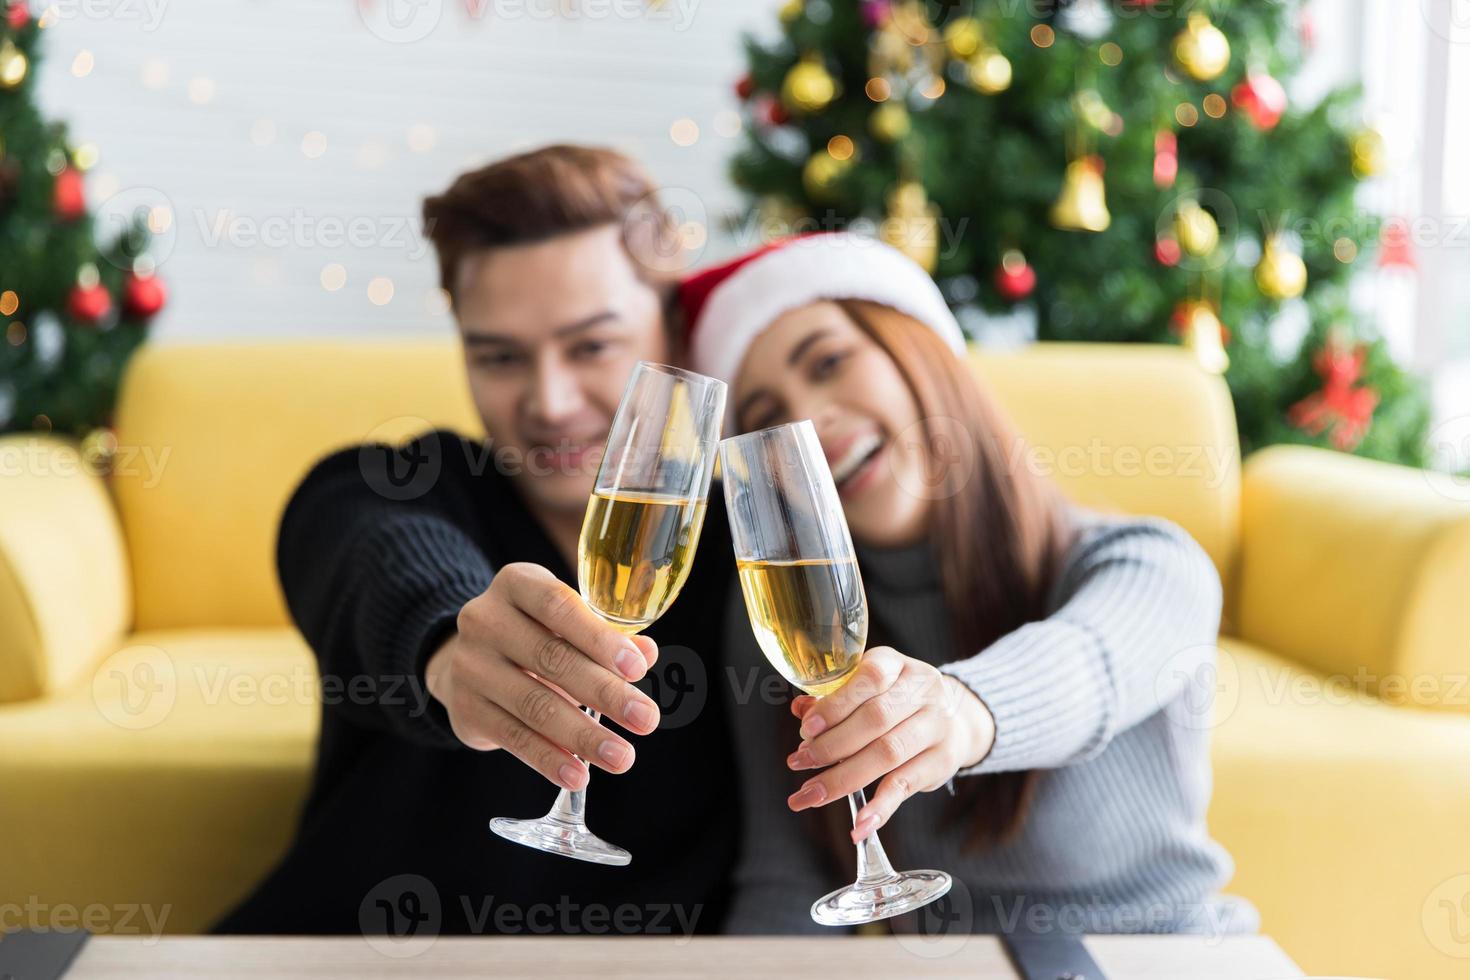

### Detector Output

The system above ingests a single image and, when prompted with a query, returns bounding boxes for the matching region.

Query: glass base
[810,869,952,926]
[488,815,631,867]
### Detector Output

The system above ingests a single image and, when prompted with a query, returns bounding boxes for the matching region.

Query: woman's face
[733,301,931,547]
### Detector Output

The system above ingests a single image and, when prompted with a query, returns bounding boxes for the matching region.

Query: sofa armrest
[0,435,131,702]
[1234,444,1470,712]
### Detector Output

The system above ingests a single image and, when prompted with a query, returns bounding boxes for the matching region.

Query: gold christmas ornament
[781,55,838,115]
[880,181,939,273]
[1350,127,1387,179]
[0,40,29,90]
[81,427,119,474]
[802,151,850,200]
[1181,303,1230,374]
[968,48,1012,94]
[778,0,804,24]
[943,16,984,59]
[1254,234,1308,300]
[1050,158,1111,233]
[1173,200,1219,256]
[1172,12,1231,83]
[870,101,911,142]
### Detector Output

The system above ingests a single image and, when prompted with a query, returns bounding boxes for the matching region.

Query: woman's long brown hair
[799,300,1077,864]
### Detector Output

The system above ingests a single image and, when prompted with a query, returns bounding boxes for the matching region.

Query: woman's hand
[785,646,996,842]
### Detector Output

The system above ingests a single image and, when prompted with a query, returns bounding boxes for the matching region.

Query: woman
[680,232,1257,936]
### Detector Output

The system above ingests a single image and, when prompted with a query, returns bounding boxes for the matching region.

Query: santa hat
[680,232,966,395]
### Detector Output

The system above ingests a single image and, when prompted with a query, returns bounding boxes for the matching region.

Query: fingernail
[625,699,657,732]
[559,763,587,790]
[598,739,632,770]
[799,714,827,740]
[614,646,643,681]
[788,781,827,810]
[852,813,879,841]
[787,747,815,770]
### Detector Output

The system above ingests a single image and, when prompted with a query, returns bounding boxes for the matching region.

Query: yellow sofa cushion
[0,435,131,702]
[1237,444,1470,711]
[108,340,1240,633]
[1211,636,1470,980]
[0,628,318,933]
[972,343,1240,585]
[110,342,484,631]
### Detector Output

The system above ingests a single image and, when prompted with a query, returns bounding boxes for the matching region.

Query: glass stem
[849,788,898,886]
[547,707,601,827]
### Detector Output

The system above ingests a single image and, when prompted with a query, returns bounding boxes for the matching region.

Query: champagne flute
[720,419,952,925]
[490,362,726,865]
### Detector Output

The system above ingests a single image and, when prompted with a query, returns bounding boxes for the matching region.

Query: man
[213,145,739,937]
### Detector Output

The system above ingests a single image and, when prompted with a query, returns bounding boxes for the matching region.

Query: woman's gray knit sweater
[719,505,1259,937]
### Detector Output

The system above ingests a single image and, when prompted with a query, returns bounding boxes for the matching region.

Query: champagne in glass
[490,362,726,866]
[721,420,952,925]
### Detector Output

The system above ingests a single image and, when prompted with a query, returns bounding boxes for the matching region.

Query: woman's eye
[811,350,847,380]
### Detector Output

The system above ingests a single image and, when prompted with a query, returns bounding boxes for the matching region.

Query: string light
[320,263,347,292]
[1099,42,1123,66]
[1031,24,1055,48]
[1333,238,1358,263]
[71,50,94,77]
[826,134,854,161]
[669,118,699,147]
[865,77,890,102]
[0,291,18,317]
[1202,94,1227,118]
[1175,103,1200,127]
[301,131,327,159]
[187,76,215,105]
[367,277,395,305]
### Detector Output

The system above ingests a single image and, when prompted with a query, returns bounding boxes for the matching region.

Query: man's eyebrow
[462,311,620,346]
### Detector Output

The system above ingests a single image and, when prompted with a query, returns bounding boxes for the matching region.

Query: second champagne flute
[489,362,726,865]
[721,419,952,925]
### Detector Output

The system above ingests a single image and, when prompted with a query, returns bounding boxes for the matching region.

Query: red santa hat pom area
[680,232,966,392]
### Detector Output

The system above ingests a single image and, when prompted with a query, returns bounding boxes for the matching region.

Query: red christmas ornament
[68,282,112,325]
[1287,341,1379,451]
[735,73,754,100]
[1153,130,1178,189]
[5,1,28,29]
[994,250,1036,302]
[1231,72,1288,131]
[54,166,86,221]
[1378,217,1416,270]
[860,0,891,29]
[757,96,790,127]
[123,272,167,319]
[1155,236,1182,267]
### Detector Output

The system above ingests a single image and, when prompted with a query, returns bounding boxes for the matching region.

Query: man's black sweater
[213,429,740,937]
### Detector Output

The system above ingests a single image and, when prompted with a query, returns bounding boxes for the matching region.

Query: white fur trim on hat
[688,233,965,393]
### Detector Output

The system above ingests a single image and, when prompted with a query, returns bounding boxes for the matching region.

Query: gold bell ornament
[781,55,838,115]
[802,150,851,200]
[1172,12,1231,83]
[0,40,28,90]
[1350,127,1387,179]
[870,102,911,142]
[1050,156,1111,233]
[1255,234,1308,300]
[1178,301,1230,374]
[968,47,1012,94]
[880,181,940,273]
[943,16,984,59]
[1173,199,1219,256]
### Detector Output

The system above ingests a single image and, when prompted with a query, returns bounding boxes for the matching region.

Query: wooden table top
[67,934,1302,979]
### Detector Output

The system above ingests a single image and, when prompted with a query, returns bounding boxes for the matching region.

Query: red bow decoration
[1287,342,1379,451]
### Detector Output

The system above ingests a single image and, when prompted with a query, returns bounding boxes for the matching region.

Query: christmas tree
[730,0,1431,466]
[0,1,165,442]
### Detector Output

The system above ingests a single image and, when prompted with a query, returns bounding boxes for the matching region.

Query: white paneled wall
[33,0,785,341]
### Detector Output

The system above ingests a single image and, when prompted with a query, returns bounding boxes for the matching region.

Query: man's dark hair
[422,144,678,311]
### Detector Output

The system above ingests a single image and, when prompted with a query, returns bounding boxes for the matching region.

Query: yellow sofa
[3,340,1468,978]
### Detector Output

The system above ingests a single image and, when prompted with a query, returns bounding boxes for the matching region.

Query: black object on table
[1001,930,1109,980]
[0,930,91,980]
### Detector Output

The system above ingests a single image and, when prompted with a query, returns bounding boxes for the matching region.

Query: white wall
[34,0,784,342]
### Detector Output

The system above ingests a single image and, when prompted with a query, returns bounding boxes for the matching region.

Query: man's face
[454,224,671,518]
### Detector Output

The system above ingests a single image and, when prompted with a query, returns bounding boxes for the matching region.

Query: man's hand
[423,563,661,791]
[782,647,996,842]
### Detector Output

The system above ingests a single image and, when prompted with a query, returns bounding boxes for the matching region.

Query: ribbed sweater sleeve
[276,430,494,749]
[940,514,1223,776]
